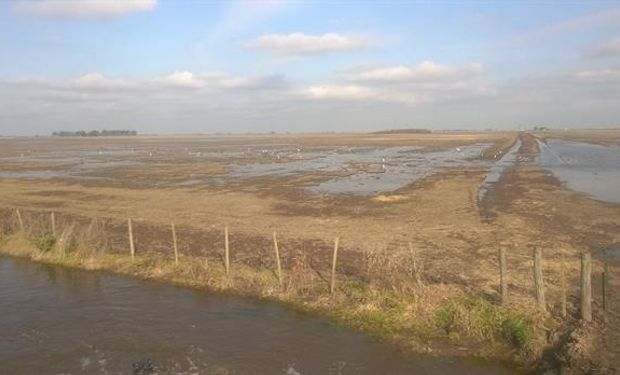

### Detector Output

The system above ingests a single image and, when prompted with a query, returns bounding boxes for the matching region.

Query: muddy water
[538,140,620,204]
[0,257,514,374]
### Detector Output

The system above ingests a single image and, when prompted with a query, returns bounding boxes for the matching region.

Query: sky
[1,0,620,135]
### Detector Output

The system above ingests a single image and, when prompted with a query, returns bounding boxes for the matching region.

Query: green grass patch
[34,233,56,253]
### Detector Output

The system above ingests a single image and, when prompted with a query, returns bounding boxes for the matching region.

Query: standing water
[538,140,620,204]
[0,257,514,374]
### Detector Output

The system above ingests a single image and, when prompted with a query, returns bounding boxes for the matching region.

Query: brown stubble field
[1,130,619,371]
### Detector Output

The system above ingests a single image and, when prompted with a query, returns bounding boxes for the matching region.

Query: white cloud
[575,68,620,82]
[302,61,489,104]
[248,32,367,55]
[219,75,288,90]
[4,71,289,96]
[304,84,375,100]
[593,37,620,57]
[13,0,157,18]
[347,61,483,83]
[160,71,212,89]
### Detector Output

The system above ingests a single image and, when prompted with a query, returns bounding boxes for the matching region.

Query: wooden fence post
[533,247,545,310]
[128,218,135,260]
[330,237,340,294]
[273,231,282,286]
[224,226,230,276]
[499,246,508,304]
[602,260,609,313]
[171,222,179,266]
[15,208,24,233]
[580,252,592,322]
[50,212,56,237]
[560,252,567,318]
[409,242,423,286]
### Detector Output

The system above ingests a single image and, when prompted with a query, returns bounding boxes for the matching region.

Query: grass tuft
[34,232,56,253]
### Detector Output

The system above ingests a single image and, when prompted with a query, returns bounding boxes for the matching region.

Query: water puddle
[538,140,620,204]
[0,256,513,374]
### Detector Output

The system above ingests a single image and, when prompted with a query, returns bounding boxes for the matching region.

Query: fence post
[171,222,179,266]
[499,246,508,304]
[580,252,592,322]
[128,218,135,260]
[15,208,24,233]
[51,212,56,237]
[533,247,545,310]
[602,259,608,313]
[560,252,567,318]
[273,231,282,286]
[224,226,230,276]
[330,237,340,295]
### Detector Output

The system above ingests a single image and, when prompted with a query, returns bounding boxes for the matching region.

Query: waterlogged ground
[1,132,620,371]
[538,139,620,204]
[0,256,513,375]
[0,135,500,196]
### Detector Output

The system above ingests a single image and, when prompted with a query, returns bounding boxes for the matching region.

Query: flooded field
[1,131,619,372]
[538,139,620,204]
[0,134,506,196]
[0,256,511,375]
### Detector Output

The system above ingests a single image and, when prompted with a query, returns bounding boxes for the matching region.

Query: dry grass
[1,132,618,370]
[0,210,550,368]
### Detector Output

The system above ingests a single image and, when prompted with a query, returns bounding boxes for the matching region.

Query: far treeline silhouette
[52,130,138,137]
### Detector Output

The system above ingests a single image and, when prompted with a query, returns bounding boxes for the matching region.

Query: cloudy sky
[1,0,619,135]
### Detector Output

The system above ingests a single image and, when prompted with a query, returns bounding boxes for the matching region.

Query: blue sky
[1,0,620,135]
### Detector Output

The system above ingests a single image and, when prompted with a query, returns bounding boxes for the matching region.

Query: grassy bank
[1,231,547,370]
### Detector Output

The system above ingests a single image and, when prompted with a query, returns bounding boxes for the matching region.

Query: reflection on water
[308,145,488,196]
[229,144,490,196]
[538,140,620,204]
[0,143,494,196]
[0,257,513,374]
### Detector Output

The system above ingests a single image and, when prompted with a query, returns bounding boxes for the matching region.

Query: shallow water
[0,256,514,374]
[477,139,522,202]
[538,140,620,204]
[229,144,489,196]
[0,143,494,195]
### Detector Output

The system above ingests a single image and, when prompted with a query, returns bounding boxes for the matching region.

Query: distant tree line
[52,130,138,137]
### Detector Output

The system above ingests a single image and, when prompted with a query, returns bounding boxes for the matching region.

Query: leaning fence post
[50,212,56,237]
[128,218,135,260]
[499,246,508,304]
[580,252,592,322]
[273,231,282,286]
[330,237,340,294]
[15,208,24,233]
[224,226,230,276]
[171,222,179,266]
[533,247,545,310]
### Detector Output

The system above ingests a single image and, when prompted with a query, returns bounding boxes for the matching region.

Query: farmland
[1,130,618,372]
